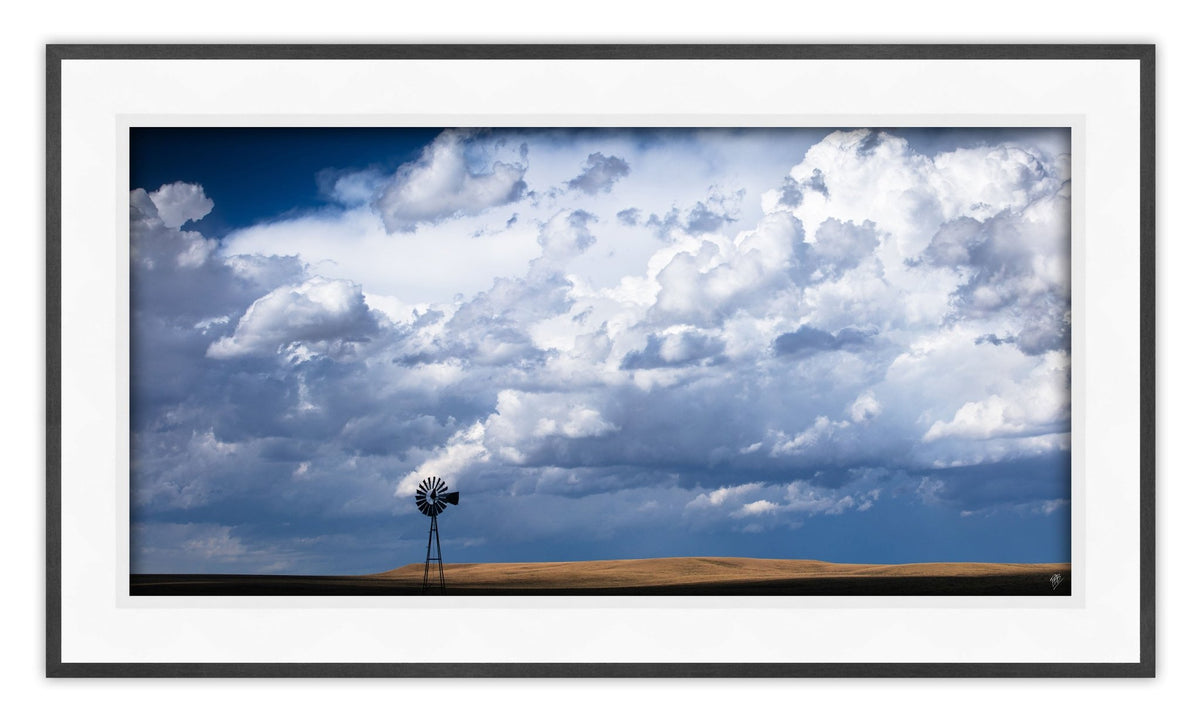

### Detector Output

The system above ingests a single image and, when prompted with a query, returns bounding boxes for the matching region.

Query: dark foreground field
[131,557,1071,596]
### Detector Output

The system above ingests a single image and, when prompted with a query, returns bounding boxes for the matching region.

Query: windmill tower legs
[422,512,445,593]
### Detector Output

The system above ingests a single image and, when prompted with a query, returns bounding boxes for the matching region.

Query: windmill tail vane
[414,476,459,593]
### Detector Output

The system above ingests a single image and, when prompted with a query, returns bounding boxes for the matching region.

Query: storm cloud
[130,127,1072,573]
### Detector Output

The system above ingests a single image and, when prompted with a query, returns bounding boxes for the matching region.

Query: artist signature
[1049,573,1064,590]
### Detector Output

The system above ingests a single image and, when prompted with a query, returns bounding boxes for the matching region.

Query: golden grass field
[372,556,1069,588]
[131,557,1071,596]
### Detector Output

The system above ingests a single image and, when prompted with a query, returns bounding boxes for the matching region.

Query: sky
[129,126,1071,575]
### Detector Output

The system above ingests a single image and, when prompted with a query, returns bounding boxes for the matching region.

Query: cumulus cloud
[207,277,385,361]
[396,389,618,495]
[398,422,490,496]
[487,389,617,448]
[922,354,1069,441]
[649,211,804,324]
[926,396,1036,441]
[620,329,725,369]
[534,209,598,268]
[148,181,215,230]
[646,188,745,237]
[566,152,631,194]
[131,186,219,272]
[374,131,527,232]
[847,391,883,423]
[808,218,880,275]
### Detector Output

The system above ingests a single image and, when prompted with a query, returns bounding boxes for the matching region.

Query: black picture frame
[46,43,1155,678]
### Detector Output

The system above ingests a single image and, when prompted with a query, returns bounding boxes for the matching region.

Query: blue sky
[129,127,1071,574]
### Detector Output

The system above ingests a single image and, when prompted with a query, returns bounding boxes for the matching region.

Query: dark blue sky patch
[921,452,1071,511]
[130,127,441,236]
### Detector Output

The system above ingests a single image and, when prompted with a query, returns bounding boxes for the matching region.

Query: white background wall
[3,2,1191,719]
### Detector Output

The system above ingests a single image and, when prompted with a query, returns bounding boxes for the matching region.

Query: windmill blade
[414,476,457,518]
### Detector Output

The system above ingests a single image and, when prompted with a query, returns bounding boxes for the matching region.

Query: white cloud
[484,389,618,464]
[734,499,780,517]
[848,391,882,423]
[769,416,851,457]
[650,211,803,324]
[533,209,597,271]
[535,406,617,439]
[924,395,1030,441]
[130,187,218,271]
[397,421,490,497]
[374,131,527,232]
[148,181,214,230]
[682,478,883,530]
[922,352,1069,441]
[207,277,383,360]
[685,482,765,509]
[930,145,1065,222]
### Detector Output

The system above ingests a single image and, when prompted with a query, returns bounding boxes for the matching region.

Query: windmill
[414,476,459,593]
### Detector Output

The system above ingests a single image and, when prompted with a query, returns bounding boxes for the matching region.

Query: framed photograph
[47,44,1154,676]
